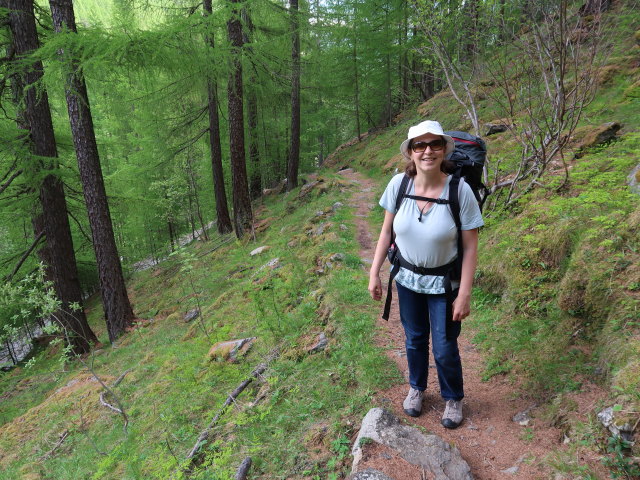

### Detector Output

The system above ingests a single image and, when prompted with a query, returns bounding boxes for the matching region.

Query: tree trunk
[286,0,301,191]
[242,7,261,199]
[7,0,97,355]
[49,0,135,343]
[203,0,233,235]
[227,0,253,237]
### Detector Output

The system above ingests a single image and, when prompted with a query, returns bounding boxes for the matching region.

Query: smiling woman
[368,120,483,429]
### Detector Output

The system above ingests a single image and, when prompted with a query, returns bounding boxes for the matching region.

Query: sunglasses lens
[412,140,444,152]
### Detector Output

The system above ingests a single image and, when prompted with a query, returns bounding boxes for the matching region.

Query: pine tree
[49,0,135,342]
[226,0,253,237]
[6,0,97,354]
[286,0,301,191]
[203,0,233,235]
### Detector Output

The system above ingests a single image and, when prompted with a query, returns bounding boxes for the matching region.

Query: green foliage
[602,435,640,479]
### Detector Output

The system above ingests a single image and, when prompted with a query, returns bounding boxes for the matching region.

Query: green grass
[0,173,402,479]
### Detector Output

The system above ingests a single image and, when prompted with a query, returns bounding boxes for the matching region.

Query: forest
[1,0,639,478]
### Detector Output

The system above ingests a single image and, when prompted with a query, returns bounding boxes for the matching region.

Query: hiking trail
[339,167,605,479]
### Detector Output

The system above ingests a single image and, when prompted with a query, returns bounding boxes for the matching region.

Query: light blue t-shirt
[379,173,484,294]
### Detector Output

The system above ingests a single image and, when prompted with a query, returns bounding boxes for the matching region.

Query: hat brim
[400,134,455,159]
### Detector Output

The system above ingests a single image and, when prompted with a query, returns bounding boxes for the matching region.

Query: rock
[574,122,622,158]
[340,224,348,231]
[597,406,636,442]
[332,202,344,211]
[207,337,256,362]
[262,258,281,270]
[348,468,395,480]
[184,309,200,323]
[352,408,473,480]
[501,466,519,475]
[512,408,533,426]
[330,253,346,262]
[298,179,325,199]
[307,333,328,354]
[250,246,270,256]
[485,123,508,136]
[629,164,640,195]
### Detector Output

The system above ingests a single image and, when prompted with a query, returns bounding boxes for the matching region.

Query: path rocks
[512,407,535,426]
[348,468,395,480]
[597,406,636,442]
[352,408,473,480]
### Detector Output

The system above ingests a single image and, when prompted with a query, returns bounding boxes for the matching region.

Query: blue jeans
[396,282,464,401]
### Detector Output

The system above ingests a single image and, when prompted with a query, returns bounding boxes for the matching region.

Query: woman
[368,120,483,429]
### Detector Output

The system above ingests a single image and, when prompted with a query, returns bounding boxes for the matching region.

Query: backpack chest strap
[404,194,450,205]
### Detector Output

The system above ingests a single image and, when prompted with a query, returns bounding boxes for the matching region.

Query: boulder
[484,123,508,136]
[250,246,270,256]
[574,122,622,158]
[352,408,473,480]
[183,309,200,323]
[597,406,636,442]
[307,333,328,354]
[207,337,256,362]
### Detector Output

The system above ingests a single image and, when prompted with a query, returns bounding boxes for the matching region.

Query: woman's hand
[452,291,471,321]
[368,274,383,301]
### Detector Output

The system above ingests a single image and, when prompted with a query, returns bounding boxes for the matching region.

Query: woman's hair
[404,138,455,177]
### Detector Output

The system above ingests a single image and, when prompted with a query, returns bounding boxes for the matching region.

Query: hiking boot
[441,399,463,429]
[403,387,424,417]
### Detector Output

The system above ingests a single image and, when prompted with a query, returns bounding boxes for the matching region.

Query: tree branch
[5,231,45,281]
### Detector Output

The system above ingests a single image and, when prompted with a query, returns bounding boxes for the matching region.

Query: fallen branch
[112,368,132,387]
[39,429,69,460]
[235,457,252,480]
[100,391,125,416]
[185,348,280,468]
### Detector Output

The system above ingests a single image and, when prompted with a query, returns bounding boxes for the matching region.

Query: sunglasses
[411,139,446,153]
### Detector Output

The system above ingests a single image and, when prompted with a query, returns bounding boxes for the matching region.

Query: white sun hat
[399,120,455,159]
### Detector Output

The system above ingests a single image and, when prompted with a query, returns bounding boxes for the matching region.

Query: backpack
[381,131,488,321]
[445,131,489,210]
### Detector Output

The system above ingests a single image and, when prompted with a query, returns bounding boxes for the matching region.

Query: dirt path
[339,167,568,480]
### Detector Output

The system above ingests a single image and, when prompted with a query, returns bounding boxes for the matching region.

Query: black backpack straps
[382,258,400,320]
[382,174,410,321]
[448,169,463,277]
[395,174,410,213]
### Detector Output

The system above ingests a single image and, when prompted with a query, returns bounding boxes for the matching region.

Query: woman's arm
[368,210,395,301]
[452,228,479,321]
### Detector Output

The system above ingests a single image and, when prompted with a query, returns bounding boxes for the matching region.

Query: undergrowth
[0,173,401,479]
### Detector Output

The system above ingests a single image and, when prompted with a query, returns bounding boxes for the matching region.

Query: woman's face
[410,133,446,175]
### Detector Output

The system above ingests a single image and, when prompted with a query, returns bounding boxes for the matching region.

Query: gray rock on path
[352,408,473,480]
[348,468,395,480]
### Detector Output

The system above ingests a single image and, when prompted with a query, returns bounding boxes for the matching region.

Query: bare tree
[486,0,607,205]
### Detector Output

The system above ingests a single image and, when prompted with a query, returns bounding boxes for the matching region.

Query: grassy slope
[0,174,401,479]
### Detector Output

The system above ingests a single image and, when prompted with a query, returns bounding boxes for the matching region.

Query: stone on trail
[351,408,473,480]
[347,468,395,480]
[207,337,256,362]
